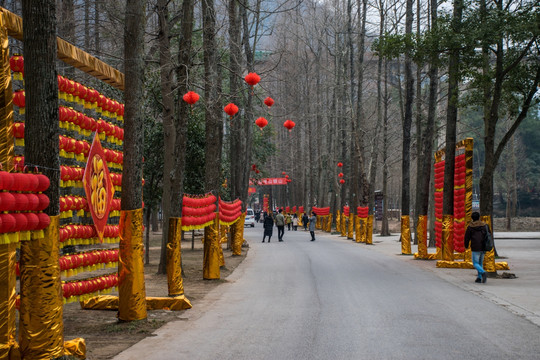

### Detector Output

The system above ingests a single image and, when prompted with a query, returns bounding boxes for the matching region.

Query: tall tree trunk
[157,0,177,274]
[94,0,100,54]
[381,44,390,236]
[401,0,414,219]
[122,0,146,210]
[20,1,62,357]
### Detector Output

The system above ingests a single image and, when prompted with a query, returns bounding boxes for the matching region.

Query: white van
[245,208,255,227]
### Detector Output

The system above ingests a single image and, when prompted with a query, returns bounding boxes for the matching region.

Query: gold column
[328,214,333,232]
[0,17,16,358]
[118,209,147,321]
[341,214,347,237]
[336,211,340,233]
[231,213,244,256]
[400,215,411,254]
[481,215,495,273]
[416,215,428,258]
[347,214,354,239]
[366,215,373,245]
[218,225,227,267]
[442,214,454,261]
[316,216,321,229]
[203,216,220,279]
[0,242,17,360]
[360,218,367,243]
[19,216,64,359]
[166,217,184,297]
[355,216,361,243]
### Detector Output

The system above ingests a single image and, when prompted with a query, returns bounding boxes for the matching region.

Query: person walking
[262,212,274,243]
[309,211,317,241]
[302,212,309,231]
[275,209,285,241]
[464,211,490,283]
[286,213,292,231]
[292,213,298,231]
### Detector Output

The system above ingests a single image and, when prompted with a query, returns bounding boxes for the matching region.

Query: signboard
[249,177,288,186]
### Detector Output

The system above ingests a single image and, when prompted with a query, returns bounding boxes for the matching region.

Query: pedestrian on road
[464,211,489,283]
[286,213,292,231]
[292,214,298,231]
[275,209,285,241]
[302,212,309,231]
[262,212,274,243]
[309,211,317,241]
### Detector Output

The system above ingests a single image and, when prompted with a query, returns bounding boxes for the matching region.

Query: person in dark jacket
[302,213,309,231]
[464,211,490,283]
[262,212,274,243]
[309,211,317,241]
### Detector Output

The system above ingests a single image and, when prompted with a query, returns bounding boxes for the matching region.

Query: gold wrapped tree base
[416,215,428,258]
[64,338,86,359]
[442,214,454,261]
[19,216,64,360]
[335,211,341,233]
[436,260,509,270]
[167,217,184,296]
[347,214,354,239]
[414,252,439,260]
[203,216,220,279]
[366,215,374,245]
[80,295,192,311]
[0,243,17,360]
[118,209,147,321]
[400,215,411,254]
[231,213,245,256]
[355,216,361,243]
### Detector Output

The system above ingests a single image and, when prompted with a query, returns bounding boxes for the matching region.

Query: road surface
[114,225,540,360]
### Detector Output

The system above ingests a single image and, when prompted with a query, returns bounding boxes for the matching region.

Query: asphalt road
[114,225,540,360]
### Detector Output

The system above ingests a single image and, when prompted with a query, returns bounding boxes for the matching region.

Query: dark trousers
[310,231,315,241]
[287,223,291,230]
[277,226,285,240]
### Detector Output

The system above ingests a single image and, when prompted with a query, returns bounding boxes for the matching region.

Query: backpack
[483,224,493,252]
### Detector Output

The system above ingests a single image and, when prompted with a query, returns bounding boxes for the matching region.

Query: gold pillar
[481,216,496,273]
[416,215,428,258]
[341,214,347,237]
[118,209,147,321]
[360,218,367,243]
[203,216,220,279]
[400,215,411,254]
[0,16,16,360]
[19,216,64,359]
[231,213,244,256]
[316,216,321,229]
[366,215,373,245]
[0,243,17,360]
[166,217,184,296]
[355,216,361,243]
[442,214,454,261]
[349,214,354,239]
[218,224,227,267]
[335,211,340,233]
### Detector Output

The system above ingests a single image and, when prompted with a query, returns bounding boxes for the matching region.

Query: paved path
[113,227,540,360]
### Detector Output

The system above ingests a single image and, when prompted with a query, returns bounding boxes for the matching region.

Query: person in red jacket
[464,211,490,283]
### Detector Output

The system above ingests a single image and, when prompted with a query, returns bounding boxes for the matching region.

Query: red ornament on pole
[255,117,268,130]
[339,179,345,184]
[264,97,274,108]
[283,119,295,132]
[337,162,343,167]
[338,172,344,178]
[244,72,261,87]
[13,90,25,114]
[224,103,239,118]
[183,91,200,106]
[9,54,24,80]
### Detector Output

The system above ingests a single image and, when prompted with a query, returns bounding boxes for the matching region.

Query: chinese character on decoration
[264,97,274,108]
[83,133,115,242]
[255,117,268,130]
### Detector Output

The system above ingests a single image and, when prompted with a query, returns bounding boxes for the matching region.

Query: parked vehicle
[245,208,255,227]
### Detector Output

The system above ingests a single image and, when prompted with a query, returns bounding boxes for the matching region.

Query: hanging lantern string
[2,161,61,174]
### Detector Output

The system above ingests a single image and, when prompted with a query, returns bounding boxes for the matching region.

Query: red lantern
[183,91,200,106]
[224,103,239,118]
[283,119,295,132]
[339,179,345,184]
[13,90,25,114]
[36,193,50,211]
[244,72,261,87]
[0,192,15,211]
[255,117,268,130]
[13,122,24,138]
[9,54,24,79]
[337,162,343,168]
[264,97,274,107]
[251,164,257,171]
[338,173,344,178]
[0,214,16,233]
[36,212,51,230]
[35,174,50,192]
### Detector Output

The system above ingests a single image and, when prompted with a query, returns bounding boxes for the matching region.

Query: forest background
[4,0,540,241]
